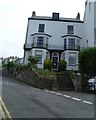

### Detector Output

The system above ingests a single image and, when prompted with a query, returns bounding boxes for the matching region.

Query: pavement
[0,76,95,119]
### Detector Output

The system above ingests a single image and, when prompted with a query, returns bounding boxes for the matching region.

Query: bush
[6,61,15,75]
[81,74,89,92]
[27,56,39,68]
[34,68,56,79]
[44,59,52,70]
[68,70,76,79]
[15,64,29,71]
[78,47,96,77]
[6,61,15,71]
[58,60,67,71]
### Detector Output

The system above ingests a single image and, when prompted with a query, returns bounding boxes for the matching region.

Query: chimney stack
[52,13,59,20]
[32,11,36,17]
[76,12,80,20]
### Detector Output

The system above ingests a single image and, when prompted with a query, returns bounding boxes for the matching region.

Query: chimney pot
[32,11,36,17]
[52,12,59,20]
[76,12,80,20]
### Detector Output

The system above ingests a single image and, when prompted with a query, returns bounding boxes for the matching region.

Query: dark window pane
[64,39,66,49]
[37,37,44,47]
[38,24,45,32]
[68,38,75,49]
[69,53,76,65]
[67,26,74,34]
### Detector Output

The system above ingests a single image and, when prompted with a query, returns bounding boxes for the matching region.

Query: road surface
[0,76,95,119]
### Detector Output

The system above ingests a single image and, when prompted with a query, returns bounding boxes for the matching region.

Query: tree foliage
[7,61,15,70]
[6,61,15,75]
[78,47,96,77]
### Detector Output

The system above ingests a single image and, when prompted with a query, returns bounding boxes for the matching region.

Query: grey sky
[0,0,86,58]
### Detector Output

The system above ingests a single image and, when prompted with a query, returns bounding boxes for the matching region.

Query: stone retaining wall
[2,68,79,91]
[2,68,53,90]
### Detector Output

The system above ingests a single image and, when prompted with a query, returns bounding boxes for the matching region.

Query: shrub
[58,60,67,71]
[68,70,76,79]
[6,61,15,75]
[27,56,39,68]
[14,64,28,71]
[34,68,56,79]
[78,47,96,77]
[44,59,52,70]
[81,74,89,92]
[6,61,15,71]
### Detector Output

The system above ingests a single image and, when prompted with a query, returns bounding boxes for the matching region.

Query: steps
[56,72,74,91]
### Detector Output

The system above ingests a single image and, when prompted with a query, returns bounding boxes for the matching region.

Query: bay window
[69,52,76,65]
[35,50,42,64]
[68,38,75,49]
[37,36,44,47]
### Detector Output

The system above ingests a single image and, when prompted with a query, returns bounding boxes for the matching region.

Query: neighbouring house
[2,56,19,65]
[15,58,23,65]
[23,1,96,71]
[0,57,3,67]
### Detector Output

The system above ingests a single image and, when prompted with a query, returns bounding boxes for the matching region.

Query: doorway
[52,53,59,70]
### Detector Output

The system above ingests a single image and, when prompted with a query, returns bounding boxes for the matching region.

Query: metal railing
[32,42,48,48]
[64,44,80,50]
[48,44,64,50]
[24,43,80,50]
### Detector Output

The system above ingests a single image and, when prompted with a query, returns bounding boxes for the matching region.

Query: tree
[6,61,15,75]
[78,47,96,77]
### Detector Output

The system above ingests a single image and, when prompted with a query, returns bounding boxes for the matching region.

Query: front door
[52,53,59,70]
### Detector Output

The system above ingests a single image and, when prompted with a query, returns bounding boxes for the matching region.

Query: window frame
[67,25,74,34]
[35,50,43,64]
[68,38,75,49]
[38,24,45,32]
[37,36,44,47]
[68,52,76,66]
[89,2,91,12]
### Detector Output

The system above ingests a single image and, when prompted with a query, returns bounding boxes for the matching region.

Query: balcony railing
[24,43,80,50]
[64,44,80,50]
[32,42,48,48]
[48,44,64,50]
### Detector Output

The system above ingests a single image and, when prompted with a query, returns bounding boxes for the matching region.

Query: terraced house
[23,1,96,71]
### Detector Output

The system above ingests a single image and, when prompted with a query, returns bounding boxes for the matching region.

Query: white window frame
[67,25,74,34]
[35,50,43,64]
[69,52,76,66]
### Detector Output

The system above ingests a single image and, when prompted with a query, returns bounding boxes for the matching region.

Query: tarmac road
[1,76,95,119]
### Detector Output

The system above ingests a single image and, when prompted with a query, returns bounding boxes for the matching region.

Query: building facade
[23,1,96,71]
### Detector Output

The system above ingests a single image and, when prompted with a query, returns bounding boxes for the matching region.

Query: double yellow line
[0,96,12,120]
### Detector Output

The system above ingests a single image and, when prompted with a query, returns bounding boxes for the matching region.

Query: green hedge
[78,47,96,77]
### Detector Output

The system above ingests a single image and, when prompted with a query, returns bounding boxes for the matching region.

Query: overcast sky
[0,0,86,58]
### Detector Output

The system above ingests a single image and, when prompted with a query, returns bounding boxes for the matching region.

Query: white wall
[26,19,83,47]
[94,2,96,28]
[84,2,95,47]
[24,16,84,71]
[24,50,31,64]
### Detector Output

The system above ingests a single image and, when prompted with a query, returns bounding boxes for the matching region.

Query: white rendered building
[23,1,96,71]
[84,0,96,47]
